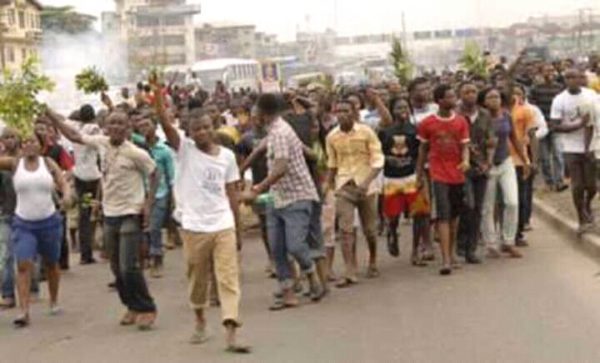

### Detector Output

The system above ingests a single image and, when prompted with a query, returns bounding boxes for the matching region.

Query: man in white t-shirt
[550,68,598,233]
[65,105,102,265]
[155,90,250,353]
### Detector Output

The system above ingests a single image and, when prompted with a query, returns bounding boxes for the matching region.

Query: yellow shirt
[510,105,536,167]
[326,123,385,195]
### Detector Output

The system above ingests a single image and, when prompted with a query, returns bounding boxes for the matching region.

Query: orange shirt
[509,104,535,166]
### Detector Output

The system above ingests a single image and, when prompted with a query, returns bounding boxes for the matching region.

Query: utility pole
[0,11,6,70]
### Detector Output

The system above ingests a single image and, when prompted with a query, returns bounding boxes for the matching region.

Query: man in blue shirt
[136,114,176,278]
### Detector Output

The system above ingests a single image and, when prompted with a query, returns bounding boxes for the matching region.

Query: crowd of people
[0,50,599,354]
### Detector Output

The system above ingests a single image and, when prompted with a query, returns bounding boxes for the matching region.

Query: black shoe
[80,258,97,265]
[465,254,482,264]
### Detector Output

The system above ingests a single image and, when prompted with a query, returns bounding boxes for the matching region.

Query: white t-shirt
[528,103,548,140]
[175,139,239,233]
[66,120,102,181]
[550,89,598,154]
[412,103,438,126]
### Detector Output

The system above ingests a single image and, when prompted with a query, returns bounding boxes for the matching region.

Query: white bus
[190,58,260,91]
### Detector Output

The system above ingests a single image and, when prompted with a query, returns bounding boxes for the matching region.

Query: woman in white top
[0,133,71,328]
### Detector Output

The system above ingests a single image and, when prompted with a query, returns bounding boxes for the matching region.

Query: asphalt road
[2,217,600,363]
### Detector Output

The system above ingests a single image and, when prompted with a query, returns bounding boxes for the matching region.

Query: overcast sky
[41,0,599,41]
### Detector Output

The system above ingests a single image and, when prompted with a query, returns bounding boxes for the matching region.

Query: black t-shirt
[237,128,268,185]
[378,122,420,178]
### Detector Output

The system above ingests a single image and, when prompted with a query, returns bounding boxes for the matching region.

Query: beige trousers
[181,228,241,326]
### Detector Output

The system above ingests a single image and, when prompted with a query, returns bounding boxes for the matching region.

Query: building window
[18,10,25,29]
[7,10,15,26]
[6,47,14,63]
[21,48,27,60]
[136,15,159,28]
[163,35,185,46]
[164,15,184,27]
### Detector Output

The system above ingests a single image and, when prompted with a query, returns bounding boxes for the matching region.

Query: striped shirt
[267,118,319,209]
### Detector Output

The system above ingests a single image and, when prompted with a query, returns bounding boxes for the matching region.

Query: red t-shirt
[417,113,470,184]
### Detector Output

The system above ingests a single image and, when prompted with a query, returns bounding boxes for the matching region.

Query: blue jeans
[306,201,325,260]
[540,132,564,187]
[267,201,315,289]
[2,216,39,299]
[104,215,156,313]
[149,196,169,257]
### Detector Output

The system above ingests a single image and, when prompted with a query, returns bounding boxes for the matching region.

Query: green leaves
[390,37,414,85]
[75,67,108,94]
[0,57,55,138]
[460,41,488,78]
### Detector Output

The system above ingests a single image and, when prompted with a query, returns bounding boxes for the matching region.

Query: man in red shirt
[417,84,470,276]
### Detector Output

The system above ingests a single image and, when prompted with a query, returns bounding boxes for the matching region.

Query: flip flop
[268,300,298,311]
[335,278,358,289]
[411,256,428,267]
[225,345,252,354]
[13,314,30,328]
[366,267,380,279]
[439,266,452,276]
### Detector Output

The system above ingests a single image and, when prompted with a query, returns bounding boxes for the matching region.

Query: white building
[0,0,42,70]
[103,0,200,72]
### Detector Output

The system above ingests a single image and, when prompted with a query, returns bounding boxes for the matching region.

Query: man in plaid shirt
[243,94,323,311]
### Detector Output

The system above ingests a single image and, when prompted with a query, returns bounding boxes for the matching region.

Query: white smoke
[38,30,128,115]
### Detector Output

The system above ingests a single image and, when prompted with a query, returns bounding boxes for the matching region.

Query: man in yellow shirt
[325,98,384,287]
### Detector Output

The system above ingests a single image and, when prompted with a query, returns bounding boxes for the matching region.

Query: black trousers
[105,215,156,313]
[515,167,532,240]
[458,175,488,256]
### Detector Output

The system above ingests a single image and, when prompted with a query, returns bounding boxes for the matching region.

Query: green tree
[389,37,413,85]
[0,57,55,137]
[459,41,488,78]
[41,6,97,34]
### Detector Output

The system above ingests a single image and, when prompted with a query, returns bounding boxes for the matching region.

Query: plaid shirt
[267,117,319,208]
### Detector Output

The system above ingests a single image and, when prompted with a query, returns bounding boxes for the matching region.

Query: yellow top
[326,123,385,195]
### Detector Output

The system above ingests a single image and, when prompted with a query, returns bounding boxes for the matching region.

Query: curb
[533,196,600,259]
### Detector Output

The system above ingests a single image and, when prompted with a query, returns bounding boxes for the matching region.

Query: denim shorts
[12,213,63,264]
[432,182,464,221]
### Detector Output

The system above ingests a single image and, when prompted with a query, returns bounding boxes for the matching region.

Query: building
[255,31,280,58]
[0,0,42,70]
[103,0,200,74]
[195,22,256,60]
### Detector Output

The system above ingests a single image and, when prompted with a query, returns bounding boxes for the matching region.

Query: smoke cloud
[38,30,128,114]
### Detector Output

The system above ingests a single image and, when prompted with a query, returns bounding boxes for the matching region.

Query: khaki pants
[181,229,241,326]
[335,184,378,239]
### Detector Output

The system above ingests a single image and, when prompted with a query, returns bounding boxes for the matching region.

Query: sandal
[137,312,157,331]
[366,266,380,279]
[225,344,252,354]
[120,311,137,326]
[451,260,463,270]
[268,299,298,311]
[13,314,30,328]
[335,278,358,289]
[411,255,428,267]
[0,299,16,310]
[439,266,452,276]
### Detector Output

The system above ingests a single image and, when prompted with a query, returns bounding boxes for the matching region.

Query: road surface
[1,217,600,363]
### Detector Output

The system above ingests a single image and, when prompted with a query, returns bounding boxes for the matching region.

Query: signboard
[260,61,281,93]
